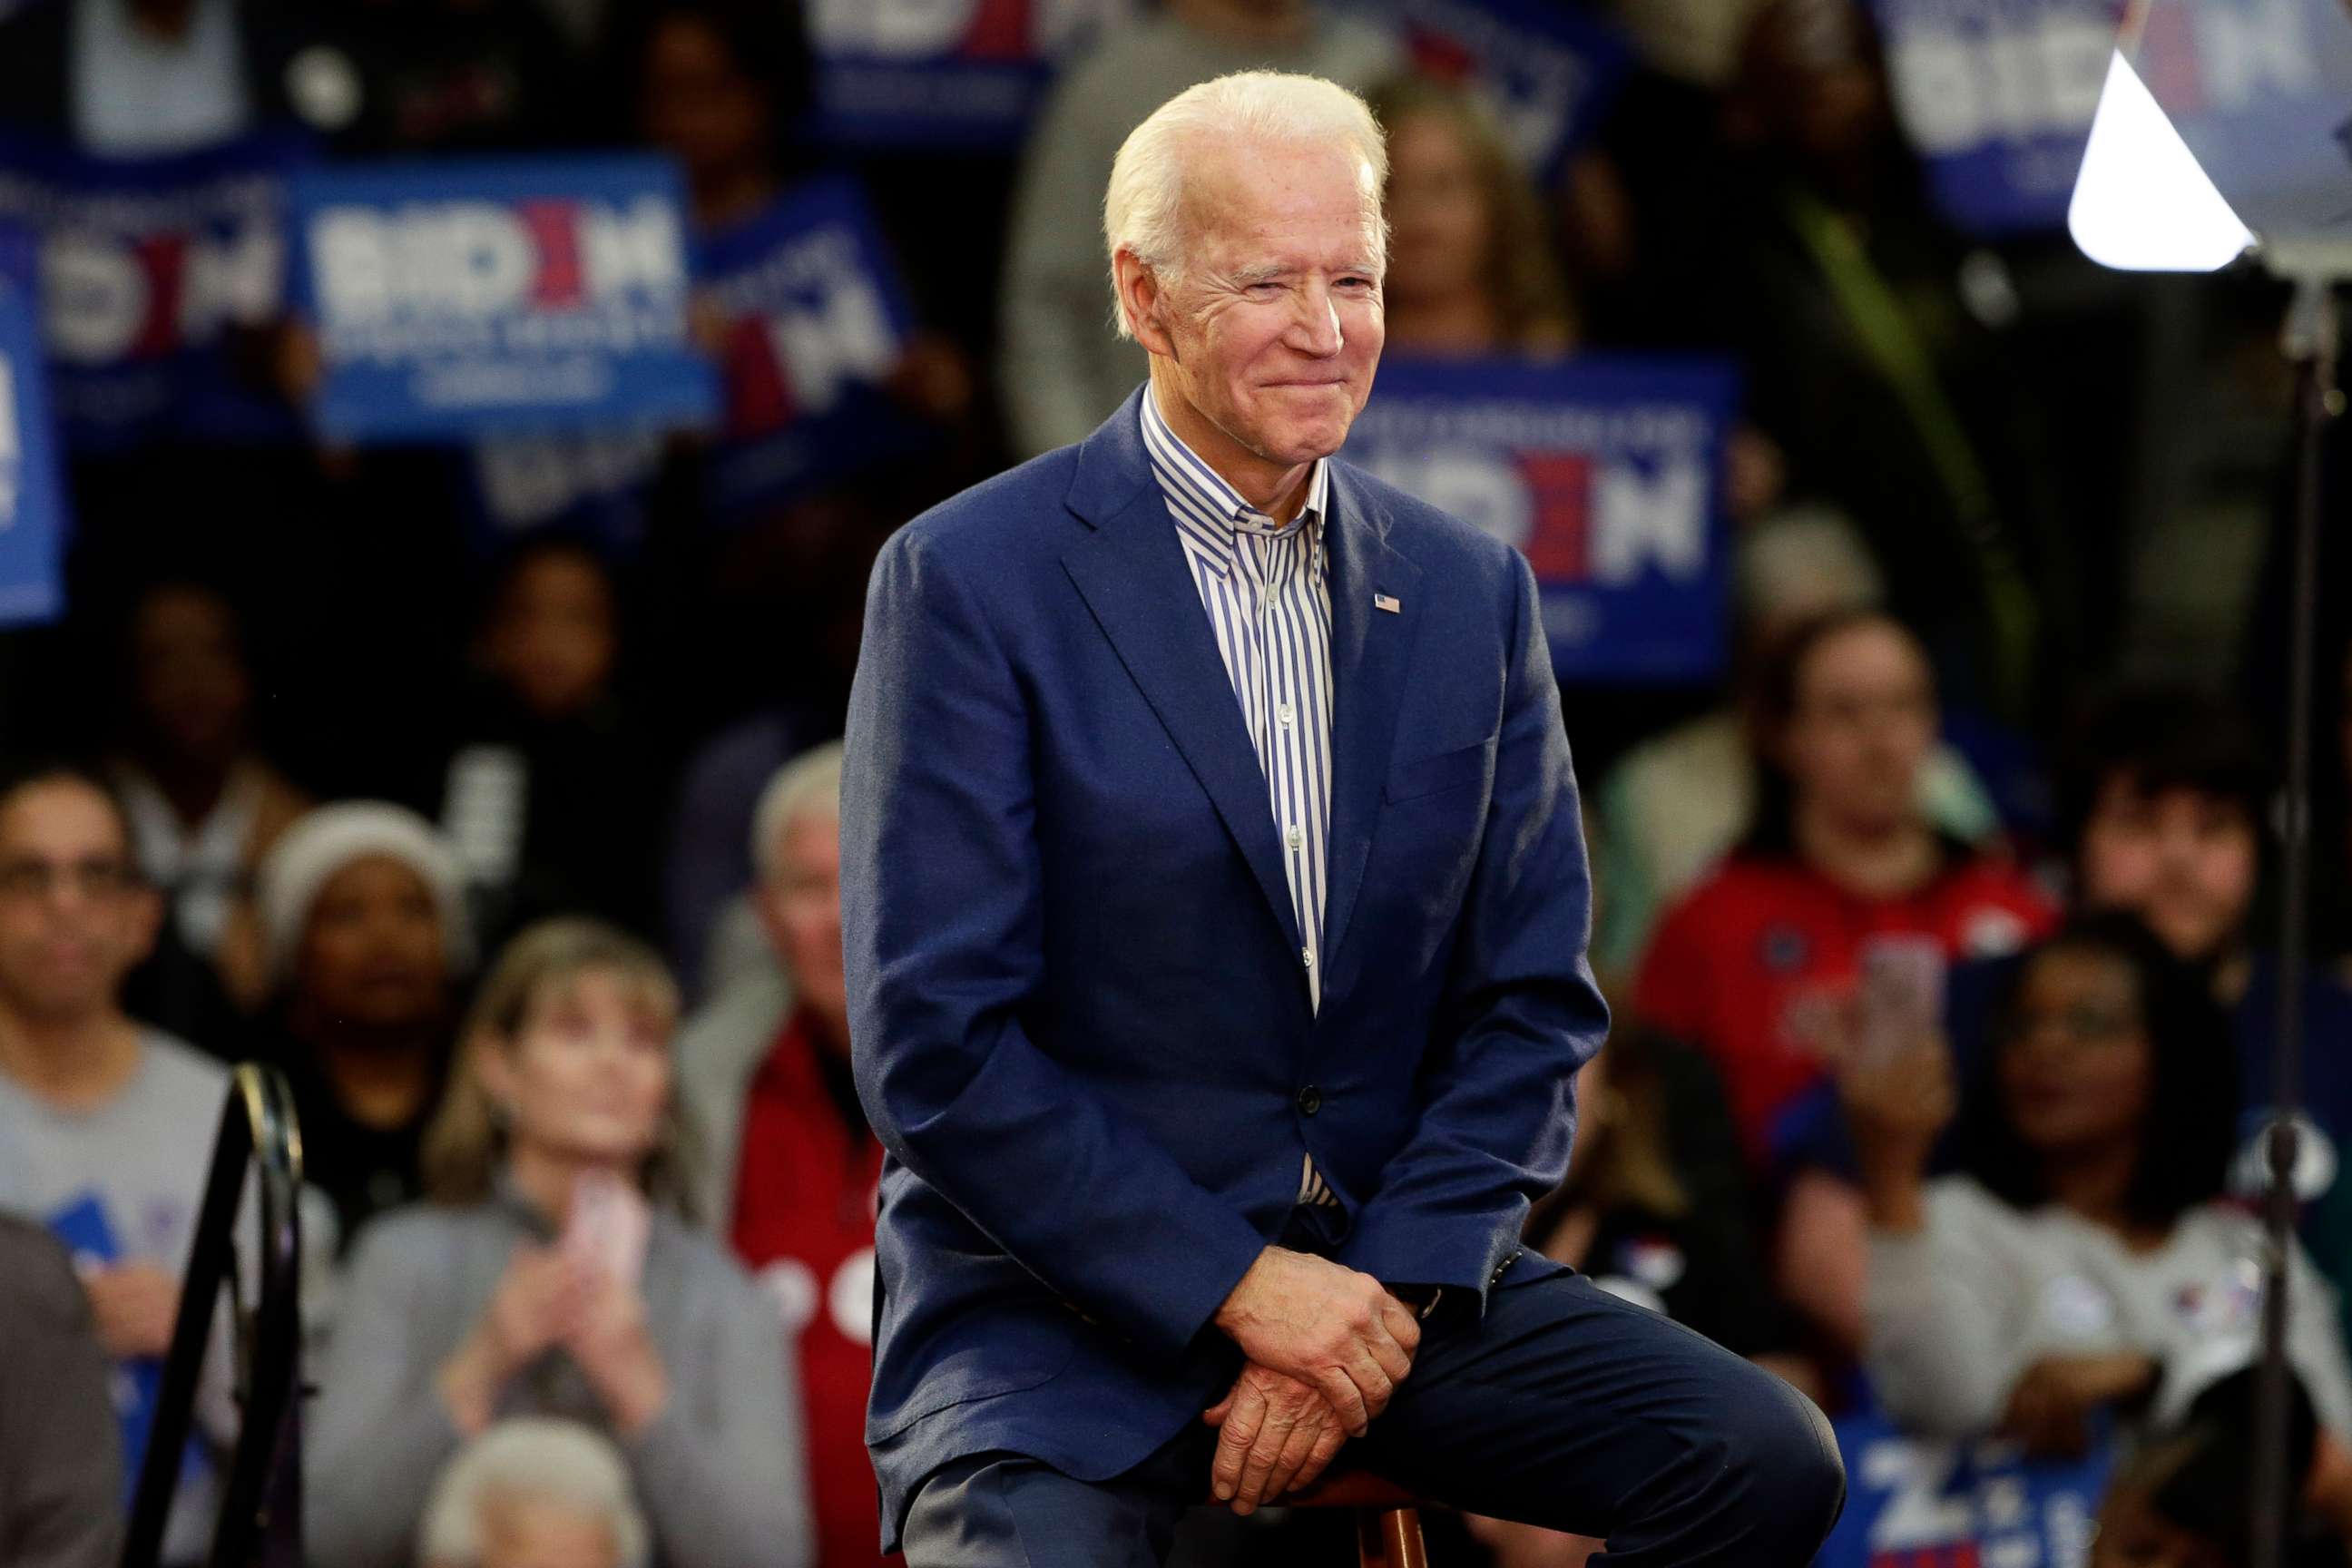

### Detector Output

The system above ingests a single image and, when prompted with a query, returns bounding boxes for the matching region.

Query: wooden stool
[1281,1469,1431,1568]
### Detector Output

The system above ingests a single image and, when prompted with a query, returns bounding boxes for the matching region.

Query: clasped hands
[1204,1247,1424,1514]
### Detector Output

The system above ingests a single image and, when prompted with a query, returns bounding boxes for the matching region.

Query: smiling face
[1119,136,1386,503]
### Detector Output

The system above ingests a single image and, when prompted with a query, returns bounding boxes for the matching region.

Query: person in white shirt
[1846,912,2352,1479]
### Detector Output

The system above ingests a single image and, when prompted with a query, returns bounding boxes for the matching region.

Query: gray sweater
[305,1189,812,1568]
[1867,1175,2352,1443]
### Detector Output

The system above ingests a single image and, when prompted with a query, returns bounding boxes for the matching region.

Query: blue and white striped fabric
[1140,387,1338,1209]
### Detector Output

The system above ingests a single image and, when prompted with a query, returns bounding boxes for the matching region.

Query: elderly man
[843,72,1846,1566]
[674,744,889,1568]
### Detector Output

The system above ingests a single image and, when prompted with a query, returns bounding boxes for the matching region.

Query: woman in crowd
[1366,75,1575,358]
[1589,510,1999,994]
[1848,915,2352,1465]
[1632,609,2051,1170]
[257,802,472,1256]
[308,918,811,1568]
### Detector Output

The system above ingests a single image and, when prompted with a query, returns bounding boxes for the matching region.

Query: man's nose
[1287,282,1344,356]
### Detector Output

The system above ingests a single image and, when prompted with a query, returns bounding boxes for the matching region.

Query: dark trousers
[900,1269,1847,1567]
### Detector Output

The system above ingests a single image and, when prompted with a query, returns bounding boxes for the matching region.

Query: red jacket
[729,1011,897,1568]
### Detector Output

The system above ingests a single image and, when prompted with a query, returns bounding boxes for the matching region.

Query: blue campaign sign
[48,1193,206,1504]
[808,0,1136,150]
[289,157,718,444]
[0,223,66,629]
[1873,0,2123,236]
[2127,0,2352,258]
[1818,1413,2113,1568]
[0,132,308,449]
[1379,0,1630,178]
[1343,356,1739,685]
[698,174,924,514]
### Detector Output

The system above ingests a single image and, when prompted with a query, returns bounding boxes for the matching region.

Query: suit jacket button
[1296,1084,1323,1116]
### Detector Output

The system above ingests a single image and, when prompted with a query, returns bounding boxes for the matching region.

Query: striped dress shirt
[1140,387,1339,1209]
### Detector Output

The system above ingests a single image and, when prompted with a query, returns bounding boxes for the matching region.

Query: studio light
[2066,48,2253,272]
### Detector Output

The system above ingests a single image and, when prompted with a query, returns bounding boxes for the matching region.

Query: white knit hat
[255,801,475,985]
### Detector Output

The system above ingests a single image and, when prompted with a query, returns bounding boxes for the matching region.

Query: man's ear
[1113,249,1180,359]
[122,884,164,969]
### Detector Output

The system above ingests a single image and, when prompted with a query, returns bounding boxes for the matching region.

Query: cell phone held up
[1856,935,1947,1070]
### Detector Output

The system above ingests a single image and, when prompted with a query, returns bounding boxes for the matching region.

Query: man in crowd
[0,760,230,1563]
[846,70,1843,1566]
[678,743,893,1567]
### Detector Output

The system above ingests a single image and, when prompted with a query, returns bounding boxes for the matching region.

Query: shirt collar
[1140,384,1329,573]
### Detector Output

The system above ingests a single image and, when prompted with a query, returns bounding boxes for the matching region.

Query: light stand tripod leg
[2254,274,2338,1568]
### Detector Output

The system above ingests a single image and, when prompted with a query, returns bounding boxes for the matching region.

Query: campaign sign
[1818,1413,2113,1568]
[1379,0,1630,177]
[0,224,66,628]
[289,158,718,443]
[2129,0,2352,255]
[699,175,922,514]
[0,133,305,449]
[807,0,1136,150]
[1873,0,2123,236]
[1343,356,1739,684]
[470,430,670,544]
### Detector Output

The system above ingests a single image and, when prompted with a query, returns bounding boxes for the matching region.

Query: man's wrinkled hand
[1211,1247,1420,1435]
[1203,1361,1348,1513]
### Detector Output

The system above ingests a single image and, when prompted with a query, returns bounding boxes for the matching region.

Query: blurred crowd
[0,0,2347,1565]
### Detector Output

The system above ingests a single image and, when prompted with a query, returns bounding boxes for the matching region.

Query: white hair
[750,741,844,886]
[1104,70,1388,339]
[416,1419,649,1568]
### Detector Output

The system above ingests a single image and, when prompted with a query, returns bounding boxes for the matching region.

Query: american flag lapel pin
[1373,593,1401,613]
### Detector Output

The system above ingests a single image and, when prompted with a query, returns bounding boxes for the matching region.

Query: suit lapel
[1318,466,1424,980]
[1061,395,1304,954]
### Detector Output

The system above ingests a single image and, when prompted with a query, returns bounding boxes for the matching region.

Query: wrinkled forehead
[1178,134,1385,256]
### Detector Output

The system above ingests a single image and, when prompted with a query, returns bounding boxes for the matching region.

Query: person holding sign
[844,69,1844,1567]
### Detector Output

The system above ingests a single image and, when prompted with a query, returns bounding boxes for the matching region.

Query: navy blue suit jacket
[841,389,1610,1548]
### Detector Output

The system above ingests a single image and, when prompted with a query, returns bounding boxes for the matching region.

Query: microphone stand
[2253,272,2338,1568]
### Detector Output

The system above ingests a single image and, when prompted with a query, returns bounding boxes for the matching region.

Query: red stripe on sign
[723,314,793,434]
[518,200,583,310]
[1516,451,1594,583]
[134,232,187,359]
[963,0,1027,60]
